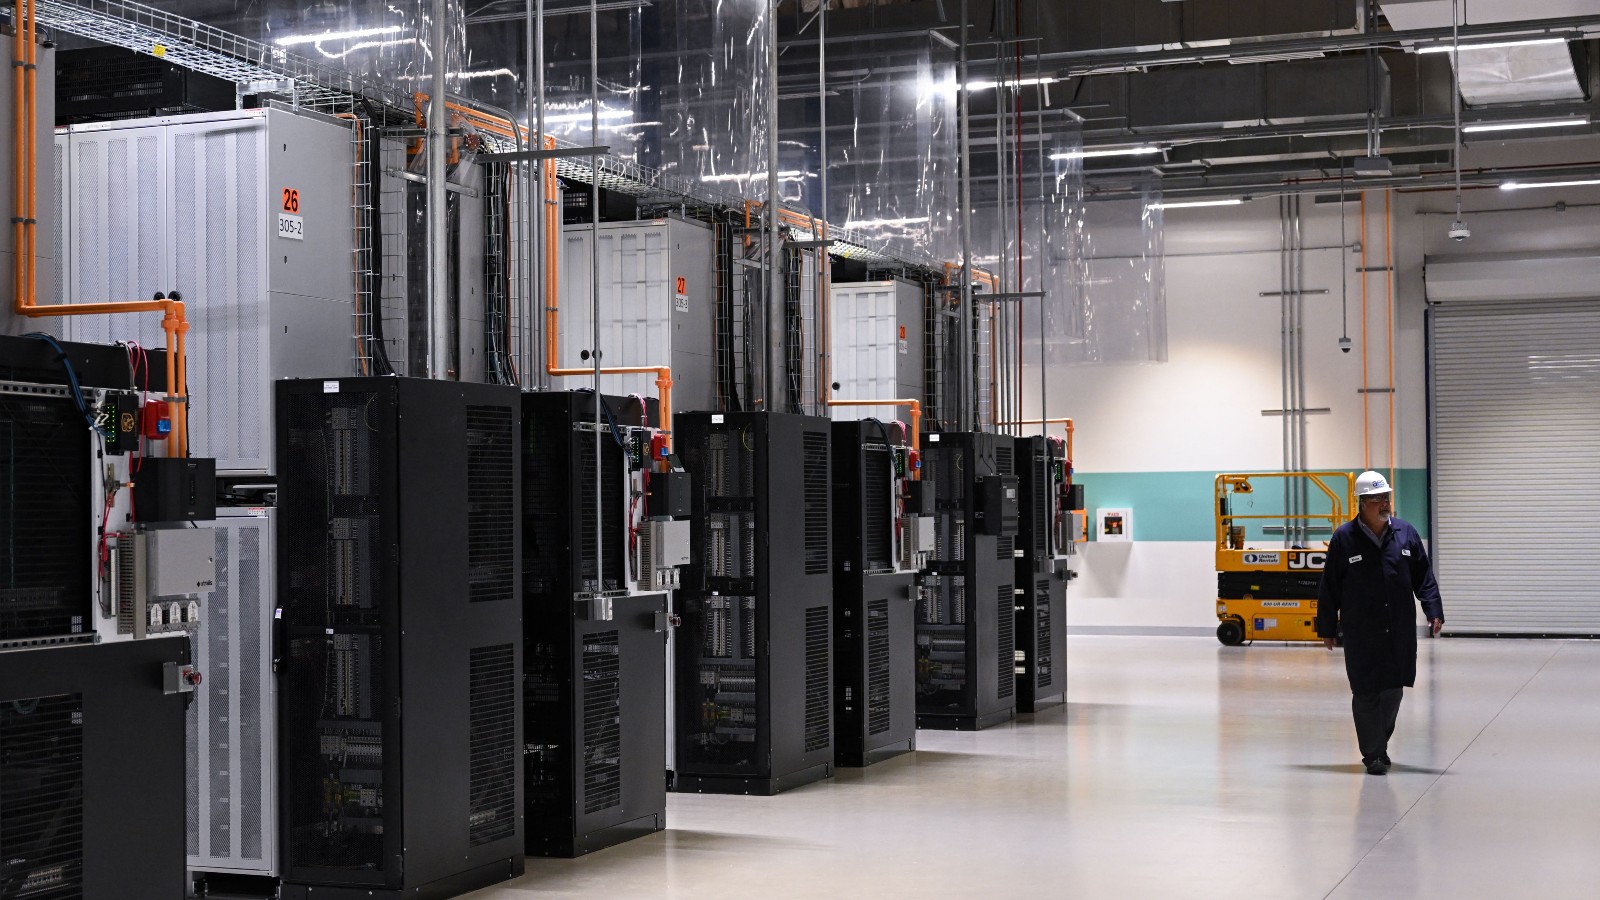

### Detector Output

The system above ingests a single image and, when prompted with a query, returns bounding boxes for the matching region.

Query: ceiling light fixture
[1051,146,1162,160]
[1462,116,1590,133]
[965,76,1058,91]
[1415,36,1569,54]
[1150,198,1245,210]
[275,26,405,46]
[1499,178,1600,191]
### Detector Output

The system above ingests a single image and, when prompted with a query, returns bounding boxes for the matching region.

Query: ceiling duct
[1127,57,1389,131]
[1383,0,1588,105]
[1058,0,1359,55]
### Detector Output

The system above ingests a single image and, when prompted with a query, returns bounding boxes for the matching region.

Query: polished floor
[473,637,1600,899]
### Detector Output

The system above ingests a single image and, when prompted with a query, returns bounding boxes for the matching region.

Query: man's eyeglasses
[1360,493,1393,504]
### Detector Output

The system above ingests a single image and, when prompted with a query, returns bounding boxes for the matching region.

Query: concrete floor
[472,636,1600,899]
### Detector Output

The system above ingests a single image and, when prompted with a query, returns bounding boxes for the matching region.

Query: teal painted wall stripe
[1075,468,1430,541]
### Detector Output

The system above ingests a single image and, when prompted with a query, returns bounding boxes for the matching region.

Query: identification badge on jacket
[1349,554,1363,563]
[1401,548,1412,557]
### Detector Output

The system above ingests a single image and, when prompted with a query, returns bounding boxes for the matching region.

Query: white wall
[1047,137,1600,633]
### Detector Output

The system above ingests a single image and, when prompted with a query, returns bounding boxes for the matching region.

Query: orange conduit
[831,399,922,473]
[1000,417,1074,467]
[405,98,669,441]
[11,0,190,457]
[540,136,671,445]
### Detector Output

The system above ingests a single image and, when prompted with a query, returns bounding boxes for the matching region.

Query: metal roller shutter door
[1430,298,1600,635]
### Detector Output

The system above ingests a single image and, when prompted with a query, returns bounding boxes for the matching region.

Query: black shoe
[1365,759,1388,776]
[1381,755,1392,768]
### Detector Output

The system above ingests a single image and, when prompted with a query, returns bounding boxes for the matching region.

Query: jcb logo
[1288,551,1327,571]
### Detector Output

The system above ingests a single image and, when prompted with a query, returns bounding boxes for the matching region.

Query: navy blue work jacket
[1315,516,1444,694]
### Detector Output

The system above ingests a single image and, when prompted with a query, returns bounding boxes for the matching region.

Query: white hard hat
[1355,470,1392,497]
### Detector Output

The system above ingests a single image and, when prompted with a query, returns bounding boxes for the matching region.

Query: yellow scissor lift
[1214,472,1355,646]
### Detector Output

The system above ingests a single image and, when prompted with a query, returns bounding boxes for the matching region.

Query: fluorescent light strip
[1462,117,1589,134]
[965,76,1058,91]
[275,26,405,46]
[1500,178,1600,191]
[1151,198,1245,210]
[1415,36,1568,54]
[1051,146,1162,160]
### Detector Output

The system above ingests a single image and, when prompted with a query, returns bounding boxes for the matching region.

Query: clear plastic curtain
[1012,123,1084,388]
[1068,181,1168,364]
[649,0,773,201]
[811,34,957,261]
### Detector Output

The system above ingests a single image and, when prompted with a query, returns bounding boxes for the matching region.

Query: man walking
[1316,470,1444,775]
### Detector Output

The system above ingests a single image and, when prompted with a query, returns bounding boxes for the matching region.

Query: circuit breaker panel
[521,390,687,857]
[276,377,523,899]
[674,412,835,795]
[916,432,1018,731]
[1014,435,1071,714]
[830,420,922,766]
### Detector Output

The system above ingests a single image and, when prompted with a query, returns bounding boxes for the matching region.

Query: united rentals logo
[1242,551,1281,565]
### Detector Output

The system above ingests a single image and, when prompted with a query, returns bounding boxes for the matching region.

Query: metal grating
[0,395,91,643]
[803,607,830,753]
[866,599,892,736]
[582,633,622,814]
[1036,580,1053,690]
[0,693,85,899]
[997,585,1015,700]
[995,445,1014,477]
[1033,458,1050,557]
[466,406,515,603]
[802,431,830,575]
[468,644,517,846]
[862,446,893,570]
[997,534,1014,561]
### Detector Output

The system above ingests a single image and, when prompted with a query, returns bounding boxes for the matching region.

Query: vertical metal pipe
[1295,195,1309,543]
[817,0,830,414]
[1279,196,1291,545]
[957,0,974,431]
[1034,53,1049,431]
[767,1,782,411]
[589,0,604,589]
[525,0,541,388]
[427,0,450,379]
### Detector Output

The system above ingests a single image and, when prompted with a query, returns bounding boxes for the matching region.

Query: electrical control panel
[916,432,1018,731]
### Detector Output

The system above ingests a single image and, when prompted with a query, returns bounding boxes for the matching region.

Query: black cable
[23,332,97,432]
[359,98,396,376]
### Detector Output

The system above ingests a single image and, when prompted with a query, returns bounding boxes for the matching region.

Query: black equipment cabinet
[1013,436,1068,713]
[0,334,148,647]
[829,421,915,766]
[275,377,524,900]
[0,638,191,900]
[520,390,667,857]
[916,432,1017,731]
[674,411,834,795]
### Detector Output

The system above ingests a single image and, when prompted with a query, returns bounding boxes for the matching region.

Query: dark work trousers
[1352,688,1403,762]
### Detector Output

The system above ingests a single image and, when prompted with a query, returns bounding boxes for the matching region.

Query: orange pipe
[12,0,25,310]
[24,0,36,307]
[1000,417,1074,466]
[829,399,922,477]
[10,2,189,457]
[542,139,672,446]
